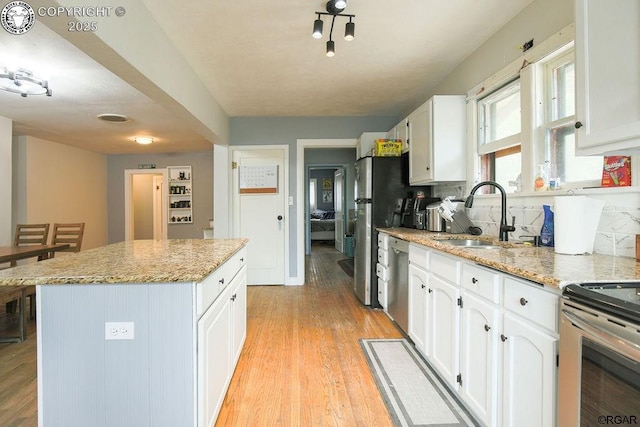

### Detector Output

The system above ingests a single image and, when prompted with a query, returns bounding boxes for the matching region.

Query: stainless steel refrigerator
[353,155,428,307]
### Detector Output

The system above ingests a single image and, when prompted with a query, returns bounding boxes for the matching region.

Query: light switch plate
[105,322,135,340]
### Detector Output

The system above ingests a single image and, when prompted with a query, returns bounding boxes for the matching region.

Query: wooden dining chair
[5,223,50,315]
[11,223,50,266]
[50,222,85,256]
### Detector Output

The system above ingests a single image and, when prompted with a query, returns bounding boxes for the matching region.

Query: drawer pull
[421,284,426,289]
[520,297,528,306]
[231,293,237,302]
[240,257,244,262]
[472,277,478,284]
[484,324,491,332]
[219,278,225,285]
[428,288,433,294]
[500,334,508,342]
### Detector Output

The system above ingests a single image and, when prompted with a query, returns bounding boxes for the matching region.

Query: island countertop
[0,238,248,286]
[378,228,640,289]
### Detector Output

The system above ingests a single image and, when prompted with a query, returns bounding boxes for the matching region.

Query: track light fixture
[311,0,355,57]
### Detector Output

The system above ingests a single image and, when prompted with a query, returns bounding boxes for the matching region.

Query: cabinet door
[500,312,557,427]
[428,273,460,388]
[408,263,429,356]
[408,100,433,184]
[575,0,640,153]
[459,292,500,427]
[197,293,232,427]
[231,267,247,365]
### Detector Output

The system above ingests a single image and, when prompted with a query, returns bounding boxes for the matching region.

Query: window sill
[470,185,640,200]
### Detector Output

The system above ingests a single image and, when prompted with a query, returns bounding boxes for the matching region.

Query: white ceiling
[0,0,533,154]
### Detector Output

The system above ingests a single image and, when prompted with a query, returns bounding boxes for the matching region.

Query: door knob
[277,215,283,220]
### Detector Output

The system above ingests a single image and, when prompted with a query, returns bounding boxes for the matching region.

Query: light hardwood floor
[0,242,403,426]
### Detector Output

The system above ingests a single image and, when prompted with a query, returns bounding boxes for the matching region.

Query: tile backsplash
[432,184,640,258]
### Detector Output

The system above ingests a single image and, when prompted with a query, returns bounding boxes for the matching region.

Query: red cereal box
[601,156,631,187]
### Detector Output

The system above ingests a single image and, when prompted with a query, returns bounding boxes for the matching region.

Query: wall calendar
[239,165,279,194]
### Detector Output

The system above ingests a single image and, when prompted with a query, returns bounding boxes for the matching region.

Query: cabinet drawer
[461,263,500,304]
[229,247,247,281]
[430,252,460,284]
[409,244,429,269]
[378,278,388,309]
[196,262,229,317]
[503,277,559,332]
[376,263,388,281]
[378,248,389,266]
[378,233,389,250]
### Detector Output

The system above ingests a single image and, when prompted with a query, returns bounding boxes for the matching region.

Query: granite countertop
[378,228,640,289]
[0,238,248,286]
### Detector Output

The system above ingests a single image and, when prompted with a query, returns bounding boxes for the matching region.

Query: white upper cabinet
[575,0,640,154]
[408,95,466,184]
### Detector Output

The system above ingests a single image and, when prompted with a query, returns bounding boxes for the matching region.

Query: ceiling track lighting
[311,0,355,57]
[0,66,52,97]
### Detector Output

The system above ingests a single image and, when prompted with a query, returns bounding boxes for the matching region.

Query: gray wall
[309,168,337,211]
[108,151,214,243]
[426,0,573,102]
[230,117,398,279]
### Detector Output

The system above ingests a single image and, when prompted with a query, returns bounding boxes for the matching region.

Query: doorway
[124,169,168,241]
[296,139,357,286]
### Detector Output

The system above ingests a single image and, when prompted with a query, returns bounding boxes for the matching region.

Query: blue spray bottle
[540,205,554,247]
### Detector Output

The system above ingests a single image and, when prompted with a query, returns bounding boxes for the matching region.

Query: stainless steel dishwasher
[387,237,409,333]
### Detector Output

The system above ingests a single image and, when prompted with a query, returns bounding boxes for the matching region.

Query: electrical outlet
[105,322,135,340]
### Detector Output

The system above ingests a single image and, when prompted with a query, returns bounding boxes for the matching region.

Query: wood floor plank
[216,242,403,426]
[0,242,402,427]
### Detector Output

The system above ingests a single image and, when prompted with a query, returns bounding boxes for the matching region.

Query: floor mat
[337,258,354,277]
[360,338,477,427]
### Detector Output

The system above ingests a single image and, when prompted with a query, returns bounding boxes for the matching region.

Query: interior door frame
[305,164,347,255]
[296,139,357,285]
[229,145,290,283]
[124,168,168,241]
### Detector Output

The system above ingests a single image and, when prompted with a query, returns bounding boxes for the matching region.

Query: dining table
[0,243,70,265]
[0,243,70,343]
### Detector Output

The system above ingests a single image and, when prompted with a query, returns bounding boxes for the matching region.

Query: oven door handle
[562,309,640,361]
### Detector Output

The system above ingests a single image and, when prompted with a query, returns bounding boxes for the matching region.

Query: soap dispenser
[534,164,548,191]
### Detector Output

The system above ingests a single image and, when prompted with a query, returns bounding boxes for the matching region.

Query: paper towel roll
[554,196,604,255]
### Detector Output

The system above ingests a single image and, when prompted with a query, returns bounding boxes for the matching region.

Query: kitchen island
[0,238,248,427]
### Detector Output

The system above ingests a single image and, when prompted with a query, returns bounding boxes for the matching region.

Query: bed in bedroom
[310,209,336,241]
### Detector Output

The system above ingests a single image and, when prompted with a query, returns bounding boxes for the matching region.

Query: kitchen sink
[439,239,501,249]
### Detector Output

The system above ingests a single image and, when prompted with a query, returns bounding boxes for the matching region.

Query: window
[470,34,604,194]
[477,80,522,193]
[541,50,601,186]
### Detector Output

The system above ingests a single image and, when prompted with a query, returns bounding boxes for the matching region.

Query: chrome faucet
[464,181,515,241]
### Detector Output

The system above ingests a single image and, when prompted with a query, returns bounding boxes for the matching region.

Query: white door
[232,148,286,285]
[334,168,345,253]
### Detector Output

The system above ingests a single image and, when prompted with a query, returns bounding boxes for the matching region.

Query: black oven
[559,283,640,427]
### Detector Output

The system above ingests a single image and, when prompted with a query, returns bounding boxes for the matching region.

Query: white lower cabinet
[197,262,247,427]
[408,263,429,355]
[406,245,559,427]
[458,266,559,427]
[198,288,232,427]
[429,273,460,388]
[500,310,557,427]
[459,290,501,426]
